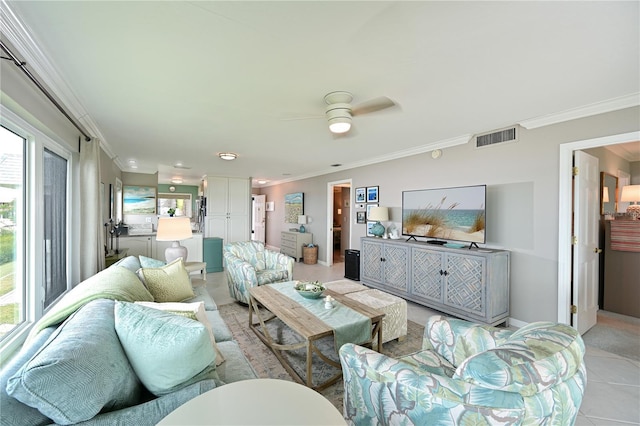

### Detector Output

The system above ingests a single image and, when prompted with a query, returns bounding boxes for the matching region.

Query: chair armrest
[422,315,513,366]
[223,254,258,284]
[339,344,524,425]
[264,250,294,280]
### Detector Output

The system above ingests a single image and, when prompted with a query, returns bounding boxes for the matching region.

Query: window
[158,193,192,217]
[0,126,25,340]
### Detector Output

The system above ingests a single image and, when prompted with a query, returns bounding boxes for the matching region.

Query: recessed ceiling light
[218,152,238,161]
[171,178,183,184]
[257,180,268,184]
[128,159,137,165]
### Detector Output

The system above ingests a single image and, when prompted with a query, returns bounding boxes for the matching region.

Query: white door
[572,150,600,334]
[252,195,266,243]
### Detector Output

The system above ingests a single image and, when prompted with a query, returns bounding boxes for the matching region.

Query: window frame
[0,105,75,357]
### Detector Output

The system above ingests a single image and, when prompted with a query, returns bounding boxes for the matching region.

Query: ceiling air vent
[475,126,518,148]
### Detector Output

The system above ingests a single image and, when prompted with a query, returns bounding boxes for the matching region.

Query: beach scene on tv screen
[402,186,486,243]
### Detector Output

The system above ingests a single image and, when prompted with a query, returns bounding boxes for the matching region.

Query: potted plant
[167,208,176,217]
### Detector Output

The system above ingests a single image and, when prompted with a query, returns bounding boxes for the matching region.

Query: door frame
[326,178,352,267]
[557,131,639,326]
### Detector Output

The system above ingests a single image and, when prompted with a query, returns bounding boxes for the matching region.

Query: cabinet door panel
[227,178,250,215]
[444,255,485,316]
[205,217,226,239]
[412,247,444,302]
[383,245,409,292]
[227,216,249,243]
[207,177,228,215]
[361,240,383,283]
[119,237,152,258]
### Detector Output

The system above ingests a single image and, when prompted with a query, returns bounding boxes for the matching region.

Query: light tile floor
[205,261,640,425]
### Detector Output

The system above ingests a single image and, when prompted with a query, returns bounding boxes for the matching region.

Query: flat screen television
[402,184,486,245]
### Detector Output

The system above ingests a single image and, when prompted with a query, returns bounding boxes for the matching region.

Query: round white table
[158,379,347,425]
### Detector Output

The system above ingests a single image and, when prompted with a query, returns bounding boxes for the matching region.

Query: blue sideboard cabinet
[360,237,510,326]
[204,237,223,272]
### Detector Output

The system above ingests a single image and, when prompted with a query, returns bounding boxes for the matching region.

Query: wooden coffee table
[248,284,384,391]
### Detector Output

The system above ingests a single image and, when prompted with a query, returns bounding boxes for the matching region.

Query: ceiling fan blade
[351,96,397,116]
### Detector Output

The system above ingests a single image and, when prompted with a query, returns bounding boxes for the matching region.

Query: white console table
[360,237,510,326]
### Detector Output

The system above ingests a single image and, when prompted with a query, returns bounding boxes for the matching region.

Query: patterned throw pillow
[114,301,217,396]
[135,301,225,365]
[138,258,194,302]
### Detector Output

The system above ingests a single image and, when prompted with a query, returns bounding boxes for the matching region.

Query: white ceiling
[3,1,639,186]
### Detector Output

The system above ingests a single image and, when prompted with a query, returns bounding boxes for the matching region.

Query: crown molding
[263,134,473,187]
[1,1,120,164]
[518,93,640,130]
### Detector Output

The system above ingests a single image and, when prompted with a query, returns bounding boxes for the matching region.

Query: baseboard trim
[508,317,528,329]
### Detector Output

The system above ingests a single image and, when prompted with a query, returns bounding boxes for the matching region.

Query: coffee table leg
[306,340,313,388]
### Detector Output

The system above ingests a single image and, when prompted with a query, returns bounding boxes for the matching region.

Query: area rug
[217,302,424,411]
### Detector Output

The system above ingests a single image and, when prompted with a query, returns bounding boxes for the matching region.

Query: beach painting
[123,186,156,215]
[285,192,304,223]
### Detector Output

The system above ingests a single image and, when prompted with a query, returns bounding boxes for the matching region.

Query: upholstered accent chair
[223,241,294,304]
[339,315,586,425]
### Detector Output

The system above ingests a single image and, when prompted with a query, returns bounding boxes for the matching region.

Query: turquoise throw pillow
[6,299,143,425]
[139,255,166,268]
[114,301,216,396]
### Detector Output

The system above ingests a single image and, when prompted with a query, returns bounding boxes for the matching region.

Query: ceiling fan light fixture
[218,152,238,161]
[329,118,351,134]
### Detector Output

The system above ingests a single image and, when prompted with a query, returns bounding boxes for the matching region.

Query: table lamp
[298,215,308,233]
[368,207,389,237]
[620,184,640,216]
[156,217,193,263]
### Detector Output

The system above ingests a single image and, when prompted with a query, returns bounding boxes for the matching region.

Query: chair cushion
[256,269,288,285]
[453,322,585,396]
[138,258,195,302]
[114,301,217,396]
[135,301,225,366]
[6,299,143,425]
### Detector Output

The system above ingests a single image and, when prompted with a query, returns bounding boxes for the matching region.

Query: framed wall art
[366,203,378,217]
[285,192,304,223]
[123,185,156,215]
[366,221,376,236]
[355,187,366,203]
[366,186,379,203]
[357,211,366,224]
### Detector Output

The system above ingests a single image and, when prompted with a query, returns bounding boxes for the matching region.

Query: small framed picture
[366,221,376,236]
[356,211,366,224]
[355,187,366,203]
[366,186,379,203]
[366,203,378,217]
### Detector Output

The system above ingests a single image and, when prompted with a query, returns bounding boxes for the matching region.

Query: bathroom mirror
[600,172,618,215]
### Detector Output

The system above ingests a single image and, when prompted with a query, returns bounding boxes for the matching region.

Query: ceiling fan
[283,91,398,135]
[324,91,397,134]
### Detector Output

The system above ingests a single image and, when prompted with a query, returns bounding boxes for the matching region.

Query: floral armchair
[223,241,294,304]
[339,315,586,425]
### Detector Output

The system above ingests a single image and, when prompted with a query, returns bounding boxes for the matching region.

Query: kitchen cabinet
[205,177,250,243]
[118,236,153,258]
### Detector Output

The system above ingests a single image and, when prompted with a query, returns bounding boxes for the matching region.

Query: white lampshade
[298,215,308,225]
[602,187,609,203]
[620,185,640,203]
[156,217,193,263]
[368,207,389,222]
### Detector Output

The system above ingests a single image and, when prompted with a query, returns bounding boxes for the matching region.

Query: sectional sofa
[0,256,257,425]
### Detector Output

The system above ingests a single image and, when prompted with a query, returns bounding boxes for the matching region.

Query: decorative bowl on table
[294,281,325,299]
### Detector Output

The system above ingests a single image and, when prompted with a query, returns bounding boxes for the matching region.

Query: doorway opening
[557,130,639,332]
[326,179,352,266]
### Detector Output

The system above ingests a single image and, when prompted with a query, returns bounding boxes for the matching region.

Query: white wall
[260,106,640,324]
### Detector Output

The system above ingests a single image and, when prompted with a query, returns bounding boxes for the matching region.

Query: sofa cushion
[256,269,288,285]
[135,301,225,366]
[111,255,142,273]
[6,299,143,425]
[138,258,195,302]
[139,255,166,268]
[184,285,217,311]
[114,301,217,396]
[453,322,585,396]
